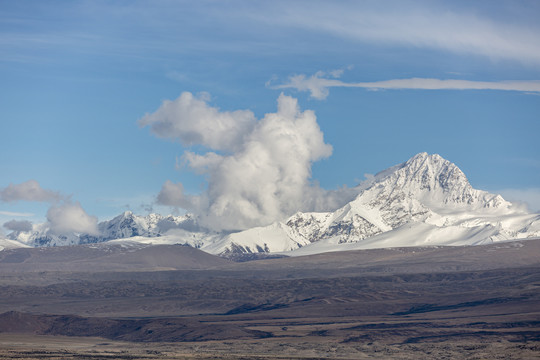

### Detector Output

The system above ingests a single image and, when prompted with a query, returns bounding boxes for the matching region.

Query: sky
[1,0,539,234]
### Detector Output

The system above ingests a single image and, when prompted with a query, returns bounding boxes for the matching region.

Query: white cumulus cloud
[46,202,99,236]
[138,92,256,152]
[1,180,99,237]
[145,93,356,231]
[0,180,64,203]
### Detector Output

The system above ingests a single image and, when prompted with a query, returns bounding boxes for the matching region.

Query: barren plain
[0,240,539,359]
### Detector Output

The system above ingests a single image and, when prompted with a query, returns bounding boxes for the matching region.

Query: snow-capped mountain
[5,153,540,255]
[0,237,30,251]
[8,212,200,248]
[212,153,540,255]
[92,211,196,241]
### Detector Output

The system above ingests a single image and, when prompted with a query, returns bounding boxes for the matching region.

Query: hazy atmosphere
[1,0,539,234]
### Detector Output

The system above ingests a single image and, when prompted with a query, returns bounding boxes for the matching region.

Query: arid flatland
[0,240,539,359]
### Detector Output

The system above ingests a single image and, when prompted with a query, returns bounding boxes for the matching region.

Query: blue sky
[1,0,539,231]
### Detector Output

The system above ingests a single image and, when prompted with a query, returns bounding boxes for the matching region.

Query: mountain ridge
[4,152,539,256]
[217,152,538,255]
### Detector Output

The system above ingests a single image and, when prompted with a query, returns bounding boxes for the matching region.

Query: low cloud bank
[1,181,98,236]
[498,188,540,213]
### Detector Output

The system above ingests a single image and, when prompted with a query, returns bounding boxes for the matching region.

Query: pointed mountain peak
[403,152,450,171]
[360,152,512,210]
[410,152,448,165]
[389,152,470,193]
[408,151,430,160]
[101,211,133,225]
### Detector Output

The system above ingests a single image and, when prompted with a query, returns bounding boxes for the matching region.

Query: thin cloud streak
[0,211,34,217]
[273,73,540,99]
[268,1,540,65]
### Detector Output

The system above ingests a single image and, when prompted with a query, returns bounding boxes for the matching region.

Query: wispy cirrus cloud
[271,71,540,99]
[263,1,540,65]
[4,2,539,66]
[0,211,34,217]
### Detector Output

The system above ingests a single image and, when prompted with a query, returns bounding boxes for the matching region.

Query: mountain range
[3,153,539,255]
